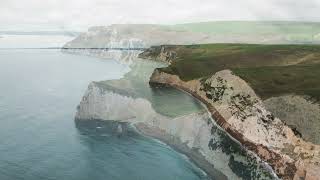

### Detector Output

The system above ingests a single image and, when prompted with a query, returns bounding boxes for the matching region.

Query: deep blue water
[0,49,208,180]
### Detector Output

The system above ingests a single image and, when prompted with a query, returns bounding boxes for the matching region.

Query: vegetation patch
[208,125,274,179]
[229,94,258,121]
[200,76,229,102]
[233,65,320,101]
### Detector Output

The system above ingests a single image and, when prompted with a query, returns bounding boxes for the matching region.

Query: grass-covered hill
[143,44,320,101]
[166,21,320,44]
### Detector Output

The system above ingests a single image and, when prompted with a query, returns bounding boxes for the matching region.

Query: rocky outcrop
[138,45,177,64]
[148,69,320,180]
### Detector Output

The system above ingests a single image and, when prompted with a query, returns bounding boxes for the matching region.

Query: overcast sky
[1,0,320,30]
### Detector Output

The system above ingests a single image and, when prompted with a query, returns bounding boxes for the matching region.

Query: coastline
[71,49,294,179]
[134,122,228,180]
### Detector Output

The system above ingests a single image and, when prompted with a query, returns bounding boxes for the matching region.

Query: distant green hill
[166,21,320,44]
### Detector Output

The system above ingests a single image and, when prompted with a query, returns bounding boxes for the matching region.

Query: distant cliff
[63,24,215,49]
[63,22,320,49]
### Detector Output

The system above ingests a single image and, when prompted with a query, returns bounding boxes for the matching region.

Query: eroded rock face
[149,69,320,180]
[75,82,159,122]
[264,95,320,145]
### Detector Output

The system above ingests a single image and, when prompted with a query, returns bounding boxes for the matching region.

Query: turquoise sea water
[0,49,209,180]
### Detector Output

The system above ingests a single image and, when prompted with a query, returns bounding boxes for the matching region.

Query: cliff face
[76,82,231,178]
[76,76,275,180]
[148,67,320,180]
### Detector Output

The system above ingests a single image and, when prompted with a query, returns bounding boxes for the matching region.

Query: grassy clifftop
[144,44,320,100]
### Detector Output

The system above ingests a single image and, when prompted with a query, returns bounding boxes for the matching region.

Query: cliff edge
[141,44,320,180]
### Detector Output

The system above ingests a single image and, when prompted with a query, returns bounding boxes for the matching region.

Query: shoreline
[134,122,228,180]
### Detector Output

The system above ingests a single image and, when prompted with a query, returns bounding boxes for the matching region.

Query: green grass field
[233,65,320,101]
[152,44,320,100]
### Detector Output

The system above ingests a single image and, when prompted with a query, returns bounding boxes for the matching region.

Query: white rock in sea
[75,82,161,122]
[117,124,123,134]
